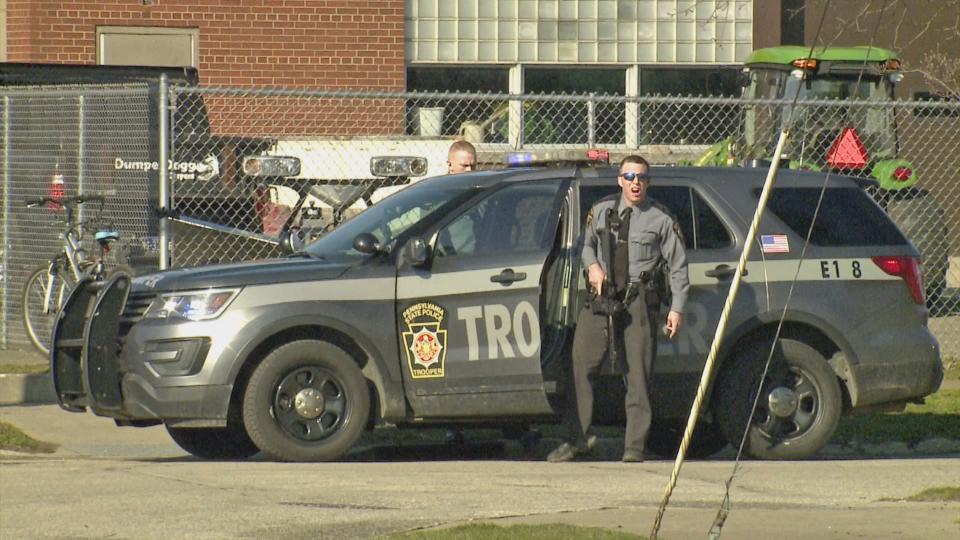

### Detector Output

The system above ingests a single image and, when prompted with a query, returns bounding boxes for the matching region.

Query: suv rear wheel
[242,339,370,462]
[713,338,842,460]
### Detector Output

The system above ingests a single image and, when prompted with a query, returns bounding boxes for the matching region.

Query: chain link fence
[0,84,159,350]
[3,83,959,357]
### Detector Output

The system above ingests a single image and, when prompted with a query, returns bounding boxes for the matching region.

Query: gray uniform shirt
[582,196,690,313]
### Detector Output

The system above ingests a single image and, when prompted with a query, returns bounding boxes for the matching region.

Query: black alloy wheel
[713,338,842,460]
[242,339,370,462]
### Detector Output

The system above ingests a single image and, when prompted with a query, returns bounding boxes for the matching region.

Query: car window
[306,181,481,258]
[579,184,731,250]
[758,187,908,246]
[436,181,564,257]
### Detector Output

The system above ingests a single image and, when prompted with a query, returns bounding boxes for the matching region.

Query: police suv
[51,161,943,461]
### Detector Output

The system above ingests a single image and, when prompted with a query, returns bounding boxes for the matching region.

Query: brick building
[0,0,406,90]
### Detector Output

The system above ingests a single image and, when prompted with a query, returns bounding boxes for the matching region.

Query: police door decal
[456,300,540,361]
[401,302,447,379]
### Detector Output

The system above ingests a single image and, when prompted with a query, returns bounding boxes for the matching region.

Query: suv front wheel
[242,339,370,462]
[714,338,842,460]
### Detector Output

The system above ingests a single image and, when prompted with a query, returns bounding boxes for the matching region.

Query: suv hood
[131,257,351,293]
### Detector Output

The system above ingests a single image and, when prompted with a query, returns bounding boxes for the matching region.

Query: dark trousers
[567,297,659,453]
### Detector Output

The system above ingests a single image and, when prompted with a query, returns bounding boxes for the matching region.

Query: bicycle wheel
[22,265,74,355]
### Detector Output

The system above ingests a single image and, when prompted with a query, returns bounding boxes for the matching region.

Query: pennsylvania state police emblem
[401,302,447,379]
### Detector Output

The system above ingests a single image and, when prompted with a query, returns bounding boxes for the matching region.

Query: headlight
[145,288,240,321]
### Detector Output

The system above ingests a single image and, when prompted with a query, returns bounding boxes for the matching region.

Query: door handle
[704,265,746,278]
[490,268,527,284]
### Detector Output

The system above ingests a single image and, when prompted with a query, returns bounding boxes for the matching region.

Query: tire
[646,420,729,459]
[165,422,260,460]
[713,338,842,460]
[22,266,74,355]
[242,339,370,462]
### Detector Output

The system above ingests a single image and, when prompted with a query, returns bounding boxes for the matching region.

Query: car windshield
[304,177,483,259]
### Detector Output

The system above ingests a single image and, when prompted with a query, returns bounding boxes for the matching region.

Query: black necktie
[613,207,631,291]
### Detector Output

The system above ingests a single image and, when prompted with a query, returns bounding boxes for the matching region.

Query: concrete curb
[0,373,56,405]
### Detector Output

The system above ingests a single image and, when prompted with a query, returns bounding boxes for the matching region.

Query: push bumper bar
[50,272,131,416]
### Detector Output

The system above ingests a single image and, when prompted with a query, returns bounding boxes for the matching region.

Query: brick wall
[4,0,406,91]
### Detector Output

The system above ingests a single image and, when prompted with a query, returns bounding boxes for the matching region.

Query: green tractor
[699,45,949,307]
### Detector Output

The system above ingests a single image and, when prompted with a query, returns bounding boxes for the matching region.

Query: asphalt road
[1,405,959,540]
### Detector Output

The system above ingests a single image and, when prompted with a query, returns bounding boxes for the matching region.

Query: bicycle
[21,194,128,355]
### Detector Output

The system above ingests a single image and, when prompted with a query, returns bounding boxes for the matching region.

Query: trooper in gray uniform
[548,155,690,463]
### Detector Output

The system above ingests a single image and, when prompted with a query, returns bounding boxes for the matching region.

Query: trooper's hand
[665,310,682,339]
[587,263,606,295]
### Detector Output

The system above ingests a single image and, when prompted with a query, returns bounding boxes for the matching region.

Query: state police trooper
[548,155,690,463]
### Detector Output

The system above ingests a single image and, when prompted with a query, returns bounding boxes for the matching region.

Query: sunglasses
[620,172,651,182]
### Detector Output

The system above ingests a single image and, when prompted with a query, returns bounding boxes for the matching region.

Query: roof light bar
[370,156,428,177]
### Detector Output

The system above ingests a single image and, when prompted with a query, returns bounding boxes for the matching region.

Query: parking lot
[1,404,958,540]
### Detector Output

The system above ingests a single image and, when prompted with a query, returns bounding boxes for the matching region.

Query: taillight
[893,166,912,182]
[872,256,925,304]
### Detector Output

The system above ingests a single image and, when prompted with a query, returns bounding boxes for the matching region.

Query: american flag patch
[761,234,789,253]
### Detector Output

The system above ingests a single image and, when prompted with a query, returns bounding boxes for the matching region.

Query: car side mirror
[279,228,305,254]
[352,232,381,254]
[399,236,430,268]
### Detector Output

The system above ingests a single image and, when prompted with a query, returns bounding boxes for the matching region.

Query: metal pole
[77,95,85,219]
[508,64,525,149]
[1,96,9,348]
[650,129,791,540]
[587,92,596,147]
[158,74,170,270]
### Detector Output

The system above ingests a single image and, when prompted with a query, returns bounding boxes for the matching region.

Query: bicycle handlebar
[24,193,109,208]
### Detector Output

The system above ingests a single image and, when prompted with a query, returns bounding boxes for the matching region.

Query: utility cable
[648,2,836,539]
[706,2,888,539]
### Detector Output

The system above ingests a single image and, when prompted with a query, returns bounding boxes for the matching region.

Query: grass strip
[904,486,960,502]
[0,362,48,374]
[832,388,960,446]
[0,420,58,454]
[388,523,645,540]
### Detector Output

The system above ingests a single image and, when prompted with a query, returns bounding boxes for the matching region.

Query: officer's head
[618,155,651,206]
[447,140,477,174]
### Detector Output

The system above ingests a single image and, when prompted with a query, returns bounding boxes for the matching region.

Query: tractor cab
[711,46,915,190]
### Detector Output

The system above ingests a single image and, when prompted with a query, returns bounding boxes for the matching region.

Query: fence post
[509,64,525,149]
[158,74,170,270]
[1,95,9,348]
[625,66,639,148]
[77,95,86,222]
[587,92,596,147]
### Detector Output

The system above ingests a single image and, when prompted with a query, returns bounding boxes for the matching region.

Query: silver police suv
[51,164,943,461]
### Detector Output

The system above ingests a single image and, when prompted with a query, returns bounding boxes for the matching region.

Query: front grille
[119,292,156,338]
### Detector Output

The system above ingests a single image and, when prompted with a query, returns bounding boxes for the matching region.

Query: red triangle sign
[826,126,869,169]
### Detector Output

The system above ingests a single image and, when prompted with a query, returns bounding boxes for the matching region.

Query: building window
[639,66,742,144]
[406,0,753,64]
[97,26,199,67]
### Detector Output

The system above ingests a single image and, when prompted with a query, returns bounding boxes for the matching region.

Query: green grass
[0,420,58,454]
[945,360,960,381]
[387,524,645,540]
[0,362,48,374]
[904,486,960,502]
[832,388,960,446]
